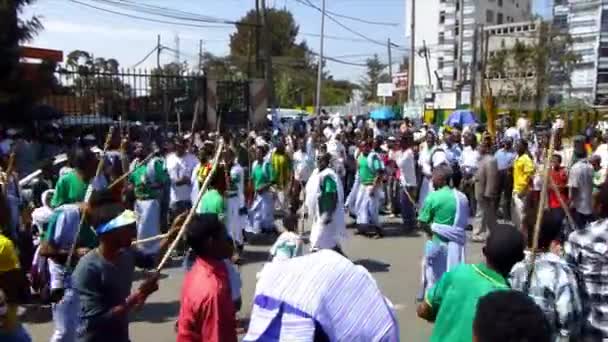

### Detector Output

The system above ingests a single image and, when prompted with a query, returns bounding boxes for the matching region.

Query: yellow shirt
[513,154,535,194]
[0,234,20,333]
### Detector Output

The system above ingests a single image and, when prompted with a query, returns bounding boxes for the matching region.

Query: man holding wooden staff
[127,143,169,260]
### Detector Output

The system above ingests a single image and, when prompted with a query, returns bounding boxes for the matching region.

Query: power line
[89,0,259,27]
[69,0,232,29]
[131,45,160,68]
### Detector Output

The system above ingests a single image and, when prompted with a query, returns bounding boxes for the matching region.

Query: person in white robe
[245,250,399,341]
[417,165,469,301]
[303,153,348,253]
[223,148,247,252]
[417,131,449,208]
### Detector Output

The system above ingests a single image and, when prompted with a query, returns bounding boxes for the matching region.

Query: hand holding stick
[155,141,225,272]
[108,151,156,190]
[65,127,114,270]
[524,129,556,294]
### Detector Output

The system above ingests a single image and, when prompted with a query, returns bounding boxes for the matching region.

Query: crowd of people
[0,113,607,341]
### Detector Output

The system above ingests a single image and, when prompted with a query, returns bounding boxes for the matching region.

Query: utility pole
[156,34,161,69]
[315,0,326,115]
[480,26,490,109]
[198,39,204,73]
[255,0,262,78]
[261,0,275,108]
[387,38,393,79]
[407,0,415,102]
[456,0,465,106]
[469,26,479,108]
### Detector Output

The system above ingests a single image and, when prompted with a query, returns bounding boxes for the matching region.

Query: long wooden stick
[65,127,114,269]
[524,129,556,293]
[156,141,224,272]
[132,233,168,246]
[2,150,16,196]
[108,150,156,190]
[548,177,576,230]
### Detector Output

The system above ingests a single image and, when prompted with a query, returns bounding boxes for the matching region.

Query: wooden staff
[108,150,156,190]
[2,150,16,196]
[156,140,224,272]
[189,97,202,147]
[132,233,168,246]
[548,177,576,230]
[65,127,114,269]
[524,129,556,293]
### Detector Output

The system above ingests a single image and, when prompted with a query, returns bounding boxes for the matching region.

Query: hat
[95,210,137,235]
[84,134,96,142]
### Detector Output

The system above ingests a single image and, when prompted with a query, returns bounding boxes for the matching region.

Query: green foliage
[360,54,390,102]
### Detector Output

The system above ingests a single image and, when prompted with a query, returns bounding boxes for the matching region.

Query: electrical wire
[69,0,232,28]
[131,45,160,68]
[90,0,259,27]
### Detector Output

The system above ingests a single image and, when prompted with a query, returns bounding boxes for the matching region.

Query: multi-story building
[406,0,532,105]
[482,20,541,110]
[553,0,606,104]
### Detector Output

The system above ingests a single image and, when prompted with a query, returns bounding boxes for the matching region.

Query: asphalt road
[23,216,485,341]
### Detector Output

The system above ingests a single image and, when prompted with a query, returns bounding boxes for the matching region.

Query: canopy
[369,106,395,120]
[445,110,477,127]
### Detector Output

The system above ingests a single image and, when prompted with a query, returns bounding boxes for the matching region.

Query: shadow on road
[381,223,422,238]
[353,258,391,273]
[132,300,180,323]
[19,304,52,324]
[240,249,270,265]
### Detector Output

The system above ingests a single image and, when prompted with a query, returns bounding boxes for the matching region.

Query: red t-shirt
[548,167,568,209]
[176,258,237,342]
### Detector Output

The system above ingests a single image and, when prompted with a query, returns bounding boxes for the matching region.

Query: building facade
[407,0,532,106]
[554,0,606,104]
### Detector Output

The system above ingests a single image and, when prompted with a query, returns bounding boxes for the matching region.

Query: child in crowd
[269,214,303,262]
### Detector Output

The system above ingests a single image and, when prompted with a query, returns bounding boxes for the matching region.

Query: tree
[360,54,390,102]
[531,22,580,110]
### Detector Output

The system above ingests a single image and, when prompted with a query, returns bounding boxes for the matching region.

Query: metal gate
[216,80,249,129]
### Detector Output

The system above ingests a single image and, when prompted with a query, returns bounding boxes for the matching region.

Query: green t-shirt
[129,159,168,199]
[197,189,225,218]
[251,162,271,191]
[426,263,509,342]
[42,210,98,249]
[358,154,382,185]
[51,171,88,208]
[418,186,457,226]
[318,175,338,215]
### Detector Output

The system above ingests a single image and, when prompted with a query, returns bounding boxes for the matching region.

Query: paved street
[24,216,484,341]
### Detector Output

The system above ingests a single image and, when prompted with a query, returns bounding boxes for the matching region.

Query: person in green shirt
[51,147,98,208]
[270,138,292,215]
[306,153,347,254]
[417,165,470,301]
[417,226,525,342]
[128,144,169,258]
[353,140,385,238]
[248,145,275,234]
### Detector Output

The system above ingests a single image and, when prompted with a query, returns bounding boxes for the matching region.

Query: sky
[23,0,552,82]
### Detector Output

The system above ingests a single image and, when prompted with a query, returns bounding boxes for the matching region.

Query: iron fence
[41,68,206,132]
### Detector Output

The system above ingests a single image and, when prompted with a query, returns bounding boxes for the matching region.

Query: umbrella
[445,110,477,127]
[370,106,395,120]
[27,104,65,121]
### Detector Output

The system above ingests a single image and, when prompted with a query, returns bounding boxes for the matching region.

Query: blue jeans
[400,185,417,229]
[0,324,32,342]
[51,288,79,342]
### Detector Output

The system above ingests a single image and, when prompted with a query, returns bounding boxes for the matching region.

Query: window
[438,57,444,69]
[553,15,567,29]
[598,69,608,83]
[498,0,503,7]
[486,10,494,23]
[453,68,458,81]
[600,42,608,57]
[602,11,608,31]
[454,45,459,59]
[438,32,445,44]
[497,13,504,24]
[439,11,446,24]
